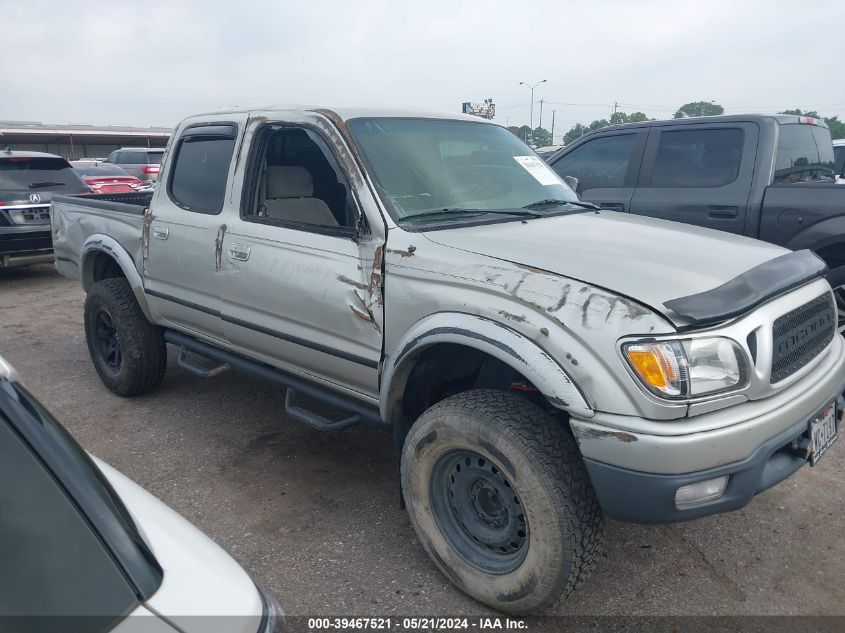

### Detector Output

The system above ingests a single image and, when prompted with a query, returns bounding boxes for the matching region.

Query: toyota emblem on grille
[29,193,41,203]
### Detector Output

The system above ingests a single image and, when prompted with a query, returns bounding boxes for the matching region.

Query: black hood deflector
[664,249,827,325]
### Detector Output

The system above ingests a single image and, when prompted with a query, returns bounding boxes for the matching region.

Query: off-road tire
[400,389,604,614]
[84,277,167,396]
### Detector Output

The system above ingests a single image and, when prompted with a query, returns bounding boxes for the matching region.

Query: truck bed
[51,192,152,283]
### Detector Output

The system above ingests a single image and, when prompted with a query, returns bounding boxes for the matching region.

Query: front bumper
[571,337,845,523]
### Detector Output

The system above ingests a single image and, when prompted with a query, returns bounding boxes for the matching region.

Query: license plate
[810,402,838,466]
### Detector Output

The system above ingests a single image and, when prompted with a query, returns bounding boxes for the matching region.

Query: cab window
[551,134,637,193]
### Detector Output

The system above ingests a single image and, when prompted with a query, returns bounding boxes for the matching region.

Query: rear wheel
[400,390,603,614]
[84,277,167,396]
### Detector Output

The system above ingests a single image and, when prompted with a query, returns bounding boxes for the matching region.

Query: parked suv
[0,150,89,267]
[52,107,845,614]
[104,147,166,182]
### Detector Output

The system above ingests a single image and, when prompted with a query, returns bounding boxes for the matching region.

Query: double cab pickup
[52,106,845,614]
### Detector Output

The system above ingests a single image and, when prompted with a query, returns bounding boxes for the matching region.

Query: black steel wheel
[431,450,528,574]
[92,309,122,371]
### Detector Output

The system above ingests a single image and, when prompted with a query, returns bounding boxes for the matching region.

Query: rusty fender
[379,313,593,421]
[81,234,153,320]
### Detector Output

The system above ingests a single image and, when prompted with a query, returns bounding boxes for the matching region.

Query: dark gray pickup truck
[547,114,845,319]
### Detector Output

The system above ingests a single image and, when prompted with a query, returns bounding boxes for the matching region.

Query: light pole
[519,79,546,146]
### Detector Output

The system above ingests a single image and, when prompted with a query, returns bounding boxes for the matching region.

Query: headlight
[623,337,747,400]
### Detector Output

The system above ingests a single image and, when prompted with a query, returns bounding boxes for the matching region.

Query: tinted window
[168,134,235,214]
[834,145,845,177]
[146,151,164,165]
[774,124,836,183]
[648,128,743,187]
[551,134,637,192]
[0,157,88,193]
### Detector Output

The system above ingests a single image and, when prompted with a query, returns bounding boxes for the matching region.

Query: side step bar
[164,330,383,431]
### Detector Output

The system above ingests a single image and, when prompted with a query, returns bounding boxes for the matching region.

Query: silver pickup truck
[52,106,845,614]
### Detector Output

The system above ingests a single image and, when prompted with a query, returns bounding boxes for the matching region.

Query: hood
[422,211,789,323]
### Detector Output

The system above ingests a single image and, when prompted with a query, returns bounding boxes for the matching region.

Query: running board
[163,330,382,431]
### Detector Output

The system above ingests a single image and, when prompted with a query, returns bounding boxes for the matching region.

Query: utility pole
[539,98,544,134]
[550,110,556,146]
[612,101,619,116]
[519,79,547,146]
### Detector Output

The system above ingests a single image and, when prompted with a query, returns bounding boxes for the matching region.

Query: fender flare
[785,216,845,262]
[379,313,593,421]
[81,234,153,320]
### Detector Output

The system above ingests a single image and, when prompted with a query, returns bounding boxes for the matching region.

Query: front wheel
[400,390,604,614]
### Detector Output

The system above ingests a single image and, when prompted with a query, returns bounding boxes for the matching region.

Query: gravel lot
[2,264,844,619]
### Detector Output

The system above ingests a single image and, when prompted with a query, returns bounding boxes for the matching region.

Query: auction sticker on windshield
[513,155,559,186]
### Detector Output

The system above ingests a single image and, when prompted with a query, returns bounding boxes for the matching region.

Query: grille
[771,293,836,383]
[8,206,51,225]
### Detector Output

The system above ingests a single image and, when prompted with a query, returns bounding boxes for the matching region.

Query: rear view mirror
[563,175,579,193]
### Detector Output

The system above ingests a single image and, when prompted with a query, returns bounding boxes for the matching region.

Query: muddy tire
[84,277,167,397]
[400,389,604,614]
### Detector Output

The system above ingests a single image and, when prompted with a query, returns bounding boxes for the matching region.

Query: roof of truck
[184,105,494,124]
[574,113,827,136]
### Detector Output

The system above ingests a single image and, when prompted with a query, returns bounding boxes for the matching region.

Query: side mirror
[563,175,579,193]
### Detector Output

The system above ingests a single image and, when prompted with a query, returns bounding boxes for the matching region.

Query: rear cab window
[0,156,88,193]
[646,128,744,187]
[775,123,836,183]
[167,124,237,214]
[834,145,845,178]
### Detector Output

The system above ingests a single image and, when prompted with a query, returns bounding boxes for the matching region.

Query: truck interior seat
[262,166,338,226]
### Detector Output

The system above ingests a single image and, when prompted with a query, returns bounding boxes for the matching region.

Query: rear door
[143,116,246,342]
[629,122,758,234]
[549,129,647,212]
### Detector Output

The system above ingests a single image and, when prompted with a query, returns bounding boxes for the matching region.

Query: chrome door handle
[228,244,251,261]
[152,225,169,240]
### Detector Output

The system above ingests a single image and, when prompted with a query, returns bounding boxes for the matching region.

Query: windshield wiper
[401,208,544,222]
[523,198,602,211]
[28,181,65,189]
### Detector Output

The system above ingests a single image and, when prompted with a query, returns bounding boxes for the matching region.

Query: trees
[562,123,589,145]
[561,111,651,145]
[673,101,725,118]
[610,111,649,125]
[779,109,845,139]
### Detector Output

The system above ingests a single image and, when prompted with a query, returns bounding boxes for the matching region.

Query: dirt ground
[1,264,843,619]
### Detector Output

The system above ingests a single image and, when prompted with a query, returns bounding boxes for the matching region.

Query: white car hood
[92,456,263,632]
[422,211,789,322]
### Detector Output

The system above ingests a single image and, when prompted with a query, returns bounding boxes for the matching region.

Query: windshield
[774,124,836,183]
[0,156,89,192]
[347,118,579,221]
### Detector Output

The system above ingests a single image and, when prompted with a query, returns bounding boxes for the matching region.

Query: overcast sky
[3,0,843,143]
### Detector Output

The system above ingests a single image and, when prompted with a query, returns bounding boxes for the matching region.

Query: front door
[220,114,384,397]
